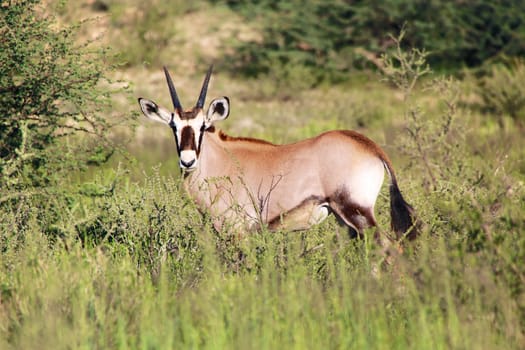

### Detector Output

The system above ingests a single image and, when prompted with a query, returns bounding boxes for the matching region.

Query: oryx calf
[138,66,418,240]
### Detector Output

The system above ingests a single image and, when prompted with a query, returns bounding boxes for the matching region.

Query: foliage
[381,32,525,332]
[0,0,129,189]
[221,0,357,88]
[218,0,525,87]
[475,58,525,128]
[76,170,204,285]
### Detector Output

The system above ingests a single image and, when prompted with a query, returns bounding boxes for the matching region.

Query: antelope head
[138,65,230,171]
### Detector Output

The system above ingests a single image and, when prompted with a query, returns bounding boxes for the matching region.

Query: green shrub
[75,170,205,285]
[0,0,130,189]
[381,33,525,334]
[0,6,524,347]
[222,0,356,88]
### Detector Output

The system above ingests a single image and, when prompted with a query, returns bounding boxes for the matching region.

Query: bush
[0,0,130,189]
[75,171,204,285]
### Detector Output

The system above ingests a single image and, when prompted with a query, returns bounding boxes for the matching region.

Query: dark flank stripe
[217,130,275,146]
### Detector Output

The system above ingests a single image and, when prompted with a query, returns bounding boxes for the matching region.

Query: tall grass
[1,162,523,349]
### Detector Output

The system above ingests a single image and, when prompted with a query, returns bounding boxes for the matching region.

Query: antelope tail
[382,159,419,241]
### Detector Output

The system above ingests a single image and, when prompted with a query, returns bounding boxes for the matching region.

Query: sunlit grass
[0,204,521,349]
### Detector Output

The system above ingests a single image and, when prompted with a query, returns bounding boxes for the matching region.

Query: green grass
[0,197,521,349]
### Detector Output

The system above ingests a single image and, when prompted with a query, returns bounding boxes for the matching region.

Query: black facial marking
[171,127,180,156]
[197,123,206,155]
[180,126,196,151]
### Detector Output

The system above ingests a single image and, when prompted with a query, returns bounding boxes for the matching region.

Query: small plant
[380,30,431,101]
[1,5,524,347]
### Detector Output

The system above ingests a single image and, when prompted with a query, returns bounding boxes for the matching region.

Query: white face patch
[171,111,207,170]
[180,150,198,170]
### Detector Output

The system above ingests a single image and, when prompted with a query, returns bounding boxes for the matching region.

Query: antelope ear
[205,97,230,128]
[138,98,173,125]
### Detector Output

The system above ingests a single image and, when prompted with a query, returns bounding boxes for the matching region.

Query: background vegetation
[217,0,525,86]
[1,0,524,349]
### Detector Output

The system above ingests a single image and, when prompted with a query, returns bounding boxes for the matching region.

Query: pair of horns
[163,65,213,111]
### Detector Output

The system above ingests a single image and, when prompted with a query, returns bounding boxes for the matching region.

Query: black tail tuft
[390,181,419,241]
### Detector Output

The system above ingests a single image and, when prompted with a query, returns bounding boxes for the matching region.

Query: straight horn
[196,65,213,109]
[163,66,183,111]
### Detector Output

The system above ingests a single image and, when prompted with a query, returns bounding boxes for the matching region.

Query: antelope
[138,66,418,241]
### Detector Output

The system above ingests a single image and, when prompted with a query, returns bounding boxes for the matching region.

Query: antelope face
[138,66,230,171]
